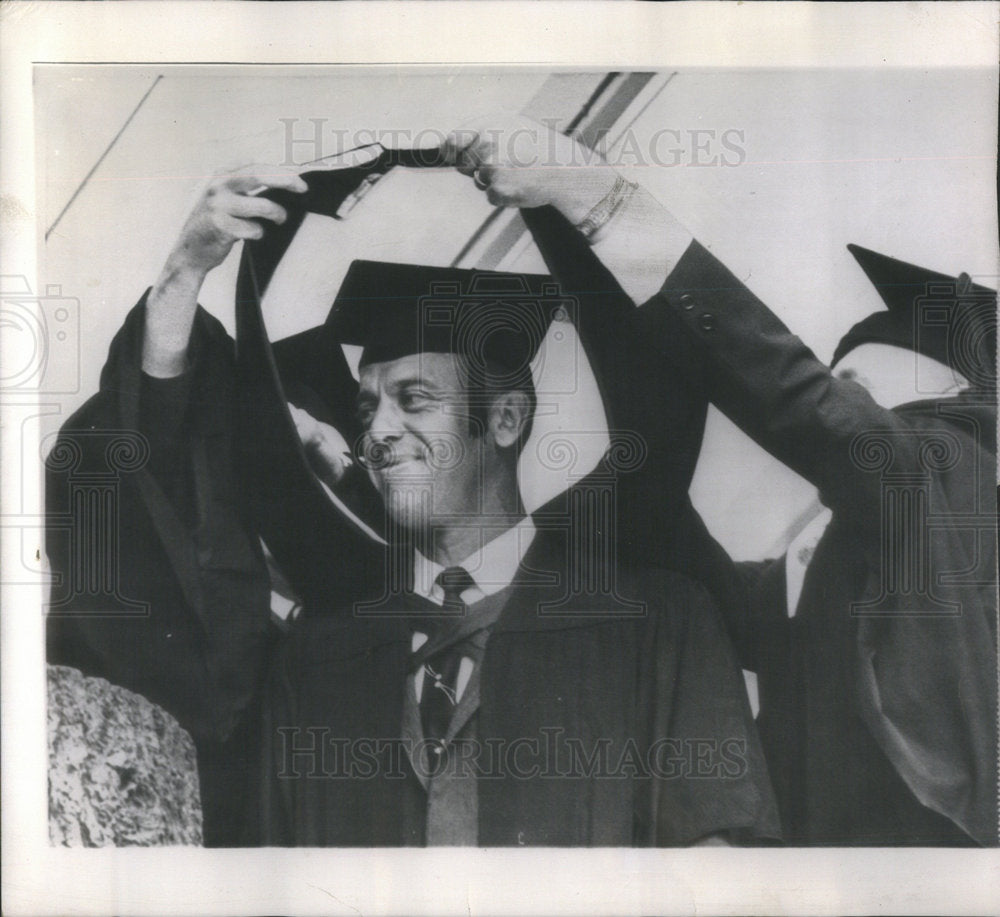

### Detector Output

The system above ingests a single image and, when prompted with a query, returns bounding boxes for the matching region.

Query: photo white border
[3,3,998,915]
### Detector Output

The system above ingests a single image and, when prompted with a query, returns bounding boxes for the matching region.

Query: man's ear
[487,390,531,449]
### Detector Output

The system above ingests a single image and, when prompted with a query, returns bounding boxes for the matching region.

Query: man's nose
[366,400,405,443]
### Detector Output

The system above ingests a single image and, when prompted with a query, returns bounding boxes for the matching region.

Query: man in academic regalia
[710,248,998,847]
[452,119,997,846]
[253,243,779,847]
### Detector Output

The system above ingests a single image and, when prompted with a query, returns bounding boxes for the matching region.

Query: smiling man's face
[357,352,484,531]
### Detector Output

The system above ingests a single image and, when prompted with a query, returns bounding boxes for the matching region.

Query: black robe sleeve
[45,292,273,748]
[648,240,970,523]
[521,208,749,624]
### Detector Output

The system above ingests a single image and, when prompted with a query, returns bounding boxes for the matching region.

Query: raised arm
[144,166,307,377]
[448,120,935,521]
[645,240,935,522]
[441,119,706,472]
[442,120,752,633]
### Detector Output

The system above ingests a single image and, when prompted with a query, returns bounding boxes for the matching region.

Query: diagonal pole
[45,74,163,241]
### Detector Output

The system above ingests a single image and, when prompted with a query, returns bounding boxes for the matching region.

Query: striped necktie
[419,566,476,764]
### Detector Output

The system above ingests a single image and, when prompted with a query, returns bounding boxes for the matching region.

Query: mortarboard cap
[833,244,997,390]
[327,259,567,391]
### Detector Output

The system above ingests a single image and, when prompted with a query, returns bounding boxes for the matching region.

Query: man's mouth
[376,455,427,477]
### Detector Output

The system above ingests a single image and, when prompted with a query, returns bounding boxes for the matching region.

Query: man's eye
[356,403,376,425]
[400,391,432,411]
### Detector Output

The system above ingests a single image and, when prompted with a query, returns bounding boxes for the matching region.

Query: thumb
[308,418,352,486]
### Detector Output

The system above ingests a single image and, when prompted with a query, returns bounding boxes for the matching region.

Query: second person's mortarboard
[833,243,997,390]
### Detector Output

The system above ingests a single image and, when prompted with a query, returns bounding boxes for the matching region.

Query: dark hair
[459,356,536,457]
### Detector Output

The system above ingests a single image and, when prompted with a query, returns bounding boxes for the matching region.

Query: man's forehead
[358,352,465,390]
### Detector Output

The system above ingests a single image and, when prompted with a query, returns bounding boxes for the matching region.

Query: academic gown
[45,285,773,849]
[643,240,998,846]
[259,512,780,846]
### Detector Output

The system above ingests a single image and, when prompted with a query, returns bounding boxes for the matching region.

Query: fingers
[203,178,293,241]
[315,422,350,455]
[473,163,497,189]
[174,163,306,272]
[443,121,506,177]
[225,165,309,195]
[484,176,529,209]
[485,185,507,208]
[445,116,548,205]
[289,405,351,453]
[226,193,289,224]
[288,404,319,442]
[214,213,266,241]
[289,404,351,486]
[453,141,484,177]
[446,116,610,214]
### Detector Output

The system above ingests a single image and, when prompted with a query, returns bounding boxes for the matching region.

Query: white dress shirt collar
[412,516,537,607]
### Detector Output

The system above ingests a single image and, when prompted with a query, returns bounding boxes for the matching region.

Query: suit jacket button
[699,312,715,331]
[679,293,696,310]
